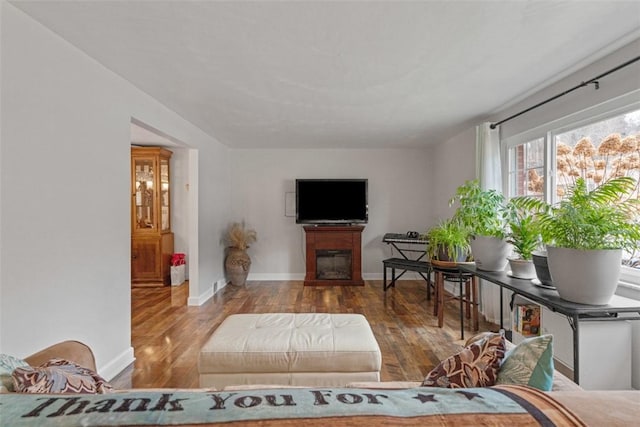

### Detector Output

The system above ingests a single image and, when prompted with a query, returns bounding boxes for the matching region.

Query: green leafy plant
[426,218,471,261]
[450,180,507,239]
[515,176,640,251]
[505,199,542,260]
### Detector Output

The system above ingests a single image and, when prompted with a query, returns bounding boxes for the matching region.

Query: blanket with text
[0,385,585,426]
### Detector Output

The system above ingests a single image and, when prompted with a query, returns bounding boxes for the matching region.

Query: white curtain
[476,123,512,326]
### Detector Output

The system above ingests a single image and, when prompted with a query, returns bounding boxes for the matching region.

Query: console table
[459,264,640,385]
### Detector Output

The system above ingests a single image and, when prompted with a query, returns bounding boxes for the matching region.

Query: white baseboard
[214,279,227,294]
[100,346,135,381]
[248,273,305,281]
[188,284,214,306]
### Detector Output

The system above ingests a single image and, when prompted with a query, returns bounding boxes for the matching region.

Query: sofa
[2,340,639,426]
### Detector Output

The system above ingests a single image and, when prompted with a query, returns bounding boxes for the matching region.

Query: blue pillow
[496,334,554,391]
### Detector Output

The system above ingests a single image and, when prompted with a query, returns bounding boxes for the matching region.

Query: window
[504,103,640,282]
[506,137,545,200]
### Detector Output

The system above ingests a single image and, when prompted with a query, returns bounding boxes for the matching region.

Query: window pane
[554,109,640,202]
[508,137,545,198]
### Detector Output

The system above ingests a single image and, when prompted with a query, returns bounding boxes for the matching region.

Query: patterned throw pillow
[12,358,113,394]
[496,334,554,391]
[422,332,506,388]
[0,354,30,392]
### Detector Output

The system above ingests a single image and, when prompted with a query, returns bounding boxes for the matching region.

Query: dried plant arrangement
[225,222,257,250]
[527,133,640,201]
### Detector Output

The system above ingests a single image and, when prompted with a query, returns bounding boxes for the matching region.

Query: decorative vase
[469,235,511,271]
[507,257,536,279]
[225,247,251,286]
[532,250,553,286]
[546,246,621,305]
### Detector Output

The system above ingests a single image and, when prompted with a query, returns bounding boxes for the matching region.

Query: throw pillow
[12,358,113,394]
[0,354,30,392]
[496,334,554,391]
[463,331,496,348]
[422,332,506,388]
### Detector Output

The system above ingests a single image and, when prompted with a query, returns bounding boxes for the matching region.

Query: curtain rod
[490,55,640,129]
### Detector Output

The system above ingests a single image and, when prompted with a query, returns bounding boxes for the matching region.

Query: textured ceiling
[10,1,640,148]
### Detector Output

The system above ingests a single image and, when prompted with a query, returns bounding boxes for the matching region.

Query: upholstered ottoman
[198,313,382,389]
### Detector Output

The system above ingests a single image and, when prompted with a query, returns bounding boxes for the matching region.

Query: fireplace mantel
[303,225,364,286]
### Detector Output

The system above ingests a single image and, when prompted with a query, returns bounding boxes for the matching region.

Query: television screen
[296,179,368,224]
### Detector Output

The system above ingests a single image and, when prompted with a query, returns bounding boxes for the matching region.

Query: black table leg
[571,315,580,385]
[383,264,388,291]
[499,286,504,330]
[459,275,464,340]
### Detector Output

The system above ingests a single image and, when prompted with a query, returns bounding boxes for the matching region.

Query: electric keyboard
[383,233,428,245]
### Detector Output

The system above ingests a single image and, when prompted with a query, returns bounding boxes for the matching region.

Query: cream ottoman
[198,313,382,389]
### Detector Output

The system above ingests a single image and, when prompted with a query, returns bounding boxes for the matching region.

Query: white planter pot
[470,235,511,271]
[507,257,536,279]
[546,246,621,305]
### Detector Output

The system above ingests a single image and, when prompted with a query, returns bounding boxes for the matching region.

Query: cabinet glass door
[134,158,156,230]
[160,158,170,231]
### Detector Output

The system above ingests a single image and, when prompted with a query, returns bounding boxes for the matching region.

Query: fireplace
[303,225,364,286]
[316,250,352,280]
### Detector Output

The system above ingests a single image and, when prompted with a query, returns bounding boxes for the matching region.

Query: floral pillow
[12,358,112,394]
[0,354,30,392]
[422,332,506,388]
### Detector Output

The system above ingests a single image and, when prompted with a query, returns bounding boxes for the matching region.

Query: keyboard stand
[382,233,431,297]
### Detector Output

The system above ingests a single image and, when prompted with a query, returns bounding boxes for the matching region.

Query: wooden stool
[431,261,479,339]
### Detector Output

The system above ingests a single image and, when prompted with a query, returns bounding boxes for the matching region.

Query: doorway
[129,120,195,294]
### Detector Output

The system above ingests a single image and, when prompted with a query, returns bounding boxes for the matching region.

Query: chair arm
[24,340,97,371]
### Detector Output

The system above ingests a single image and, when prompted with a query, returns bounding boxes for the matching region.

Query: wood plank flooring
[111,280,498,389]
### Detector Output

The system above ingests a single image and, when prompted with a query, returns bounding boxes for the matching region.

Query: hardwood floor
[111,280,498,389]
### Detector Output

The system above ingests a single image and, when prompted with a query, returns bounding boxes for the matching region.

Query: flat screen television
[296,179,368,224]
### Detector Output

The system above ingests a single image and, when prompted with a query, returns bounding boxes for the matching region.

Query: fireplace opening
[316,249,352,280]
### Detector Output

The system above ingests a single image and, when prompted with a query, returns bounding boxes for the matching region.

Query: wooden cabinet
[303,226,364,286]
[131,147,174,286]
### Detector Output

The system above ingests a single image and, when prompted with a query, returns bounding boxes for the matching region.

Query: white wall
[428,127,477,221]
[229,149,434,279]
[0,3,231,377]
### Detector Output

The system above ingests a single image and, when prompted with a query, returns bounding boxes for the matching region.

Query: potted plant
[426,218,471,263]
[224,222,257,286]
[518,176,640,304]
[450,180,511,271]
[531,250,554,288]
[504,199,543,279]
